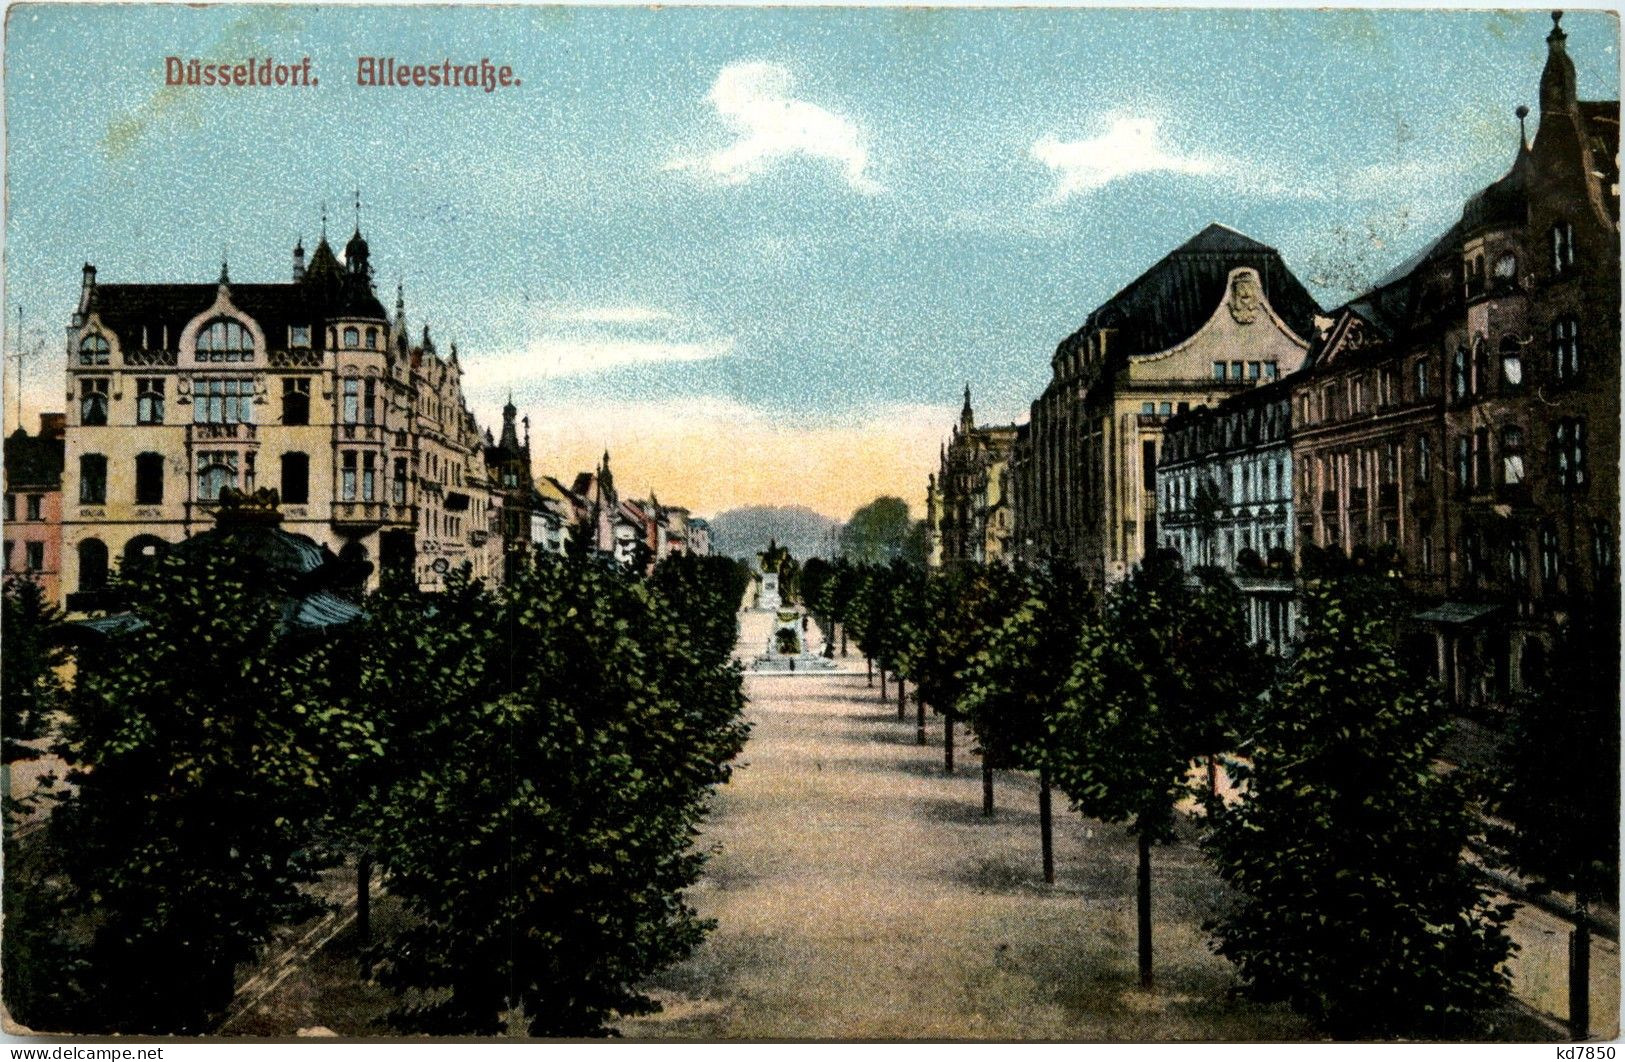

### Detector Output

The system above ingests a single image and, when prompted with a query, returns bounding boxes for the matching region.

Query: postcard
[1,2,1619,1045]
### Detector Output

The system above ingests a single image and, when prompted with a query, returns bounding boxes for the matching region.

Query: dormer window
[343,326,360,349]
[79,333,110,366]
[290,325,311,348]
[196,318,254,363]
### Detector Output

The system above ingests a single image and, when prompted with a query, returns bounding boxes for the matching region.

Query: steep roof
[1059,223,1323,362]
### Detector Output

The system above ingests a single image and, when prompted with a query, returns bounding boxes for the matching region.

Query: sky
[3,4,1618,520]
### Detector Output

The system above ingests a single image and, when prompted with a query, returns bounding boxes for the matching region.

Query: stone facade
[58,228,512,608]
[930,386,1019,568]
[1016,224,1319,592]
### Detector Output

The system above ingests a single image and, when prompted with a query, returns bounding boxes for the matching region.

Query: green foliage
[1203,571,1513,1038]
[2,577,64,776]
[374,552,747,1036]
[38,535,373,1033]
[1492,595,1620,907]
[909,565,1024,719]
[839,497,913,565]
[650,553,753,666]
[958,565,1090,771]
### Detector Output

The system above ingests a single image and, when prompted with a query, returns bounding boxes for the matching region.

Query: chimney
[75,263,97,324]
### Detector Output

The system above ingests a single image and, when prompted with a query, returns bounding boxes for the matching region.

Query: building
[687,516,712,557]
[931,386,1019,568]
[1291,13,1619,712]
[59,225,515,607]
[1017,223,1321,592]
[3,413,67,602]
[1157,381,1297,652]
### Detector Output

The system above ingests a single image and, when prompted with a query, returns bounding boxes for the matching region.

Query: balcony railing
[124,349,178,367]
[332,500,411,528]
[269,347,323,368]
[192,422,257,441]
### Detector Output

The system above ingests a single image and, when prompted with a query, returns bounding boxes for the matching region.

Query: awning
[1412,601,1500,626]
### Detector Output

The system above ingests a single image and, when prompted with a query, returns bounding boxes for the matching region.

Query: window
[1454,436,1470,492]
[1248,361,1262,380]
[1264,362,1279,380]
[80,378,109,425]
[362,452,377,501]
[195,318,255,362]
[135,378,165,424]
[3,495,11,522]
[77,539,108,592]
[79,333,110,366]
[25,495,41,521]
[1501,427,1525,486]
[1230,360,1244,381]
[1158,401,1172,416]
[1540,524,1562,591]
[366,327,379,349]
[1493,252,1518,283]
[342,451,358,501]
[1451,347,1468,400]
[1417,435,1432,482]
[393,458,407,504]
[25,541,43,572]
[1551,220,1576,275]
[343,379,360,424]
[290,325,311,348]
[1471,337,1489,396]
[134,452,164,505]
[79,454,107,504]
[1500,335,1523,390]
[196,451,239,501]
[1552,317,1580,381]
[1420,522,1434,574]
[1382,442,1399,484]
[1414,356,1430,399]
[283,377,310,425]
[193,378,255,424]
[1142,402,1155,415]
[364,380,377,425]
[343,326,360,349]
[1472,427,1490,491]
[1592,520,1616,586]
[1554,418,1587,489]
[280,452,309,505]
[1507,540,1530,586]
[1211,362,1227,381]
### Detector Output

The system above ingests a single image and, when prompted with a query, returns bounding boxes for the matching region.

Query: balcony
[124,348,178,367]
[332,500,410,529]
[269,347,322,368]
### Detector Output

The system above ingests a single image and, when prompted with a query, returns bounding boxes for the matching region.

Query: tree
[910,565,1024,773]
[840,497,913,565]
[1203,569,1513,1038]
[1046,560,1260,989]
[2,577,63,815]
[1492,595,1619,1038]
[41,533,375,1033]
[957,564,1089,878]
[375,552,747,1035]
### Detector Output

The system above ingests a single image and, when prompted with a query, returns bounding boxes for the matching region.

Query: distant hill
[707,506,840,562]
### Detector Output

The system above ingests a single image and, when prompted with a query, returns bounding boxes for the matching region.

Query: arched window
[122,535,169,572]
[197,451,239,501]
[1499,335,1523,390]
[1470,337,1489,396]
[1414,356,1430,399]
[365,327,379,349]
[343,326,360,349]
[135,452,164,505]
[77,538,108,592]
[1551,221,1576,275]
[195,318,255,363]
[1451,347,1468,400]
[1417,435,1432,482]
[79,333,110,366]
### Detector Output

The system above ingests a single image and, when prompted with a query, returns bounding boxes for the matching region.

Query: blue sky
[3,5,1618,517]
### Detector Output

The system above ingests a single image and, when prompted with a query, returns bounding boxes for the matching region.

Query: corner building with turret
[60,224,510,608]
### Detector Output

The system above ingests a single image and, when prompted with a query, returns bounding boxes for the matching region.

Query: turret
[1539,11,1577,118]
[292,238,306,281]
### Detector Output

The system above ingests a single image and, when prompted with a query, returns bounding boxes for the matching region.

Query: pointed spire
[321,200,328,240]
[1516,105,1530,150]
[218,253,231,287]
[353,186,362,234]
[1540,9,1577,117]
[395,281,405,318]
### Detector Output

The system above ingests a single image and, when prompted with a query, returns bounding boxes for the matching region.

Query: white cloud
[473,337,734,381]
[666,61,883,194]
[1031,117,1223,202]
[543,304,676,325]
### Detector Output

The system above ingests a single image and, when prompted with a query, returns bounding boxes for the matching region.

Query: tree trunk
[880,667,887,701]
[944,715,954,772]
[1207,755,1219,798]
[866,655,873,687]
[982,760,994,816]
[1038,766,1055,884]
[1137,832,1153,990]
[913,683,925,744]
[1570,891,1592,1040]
[841,629,848,657]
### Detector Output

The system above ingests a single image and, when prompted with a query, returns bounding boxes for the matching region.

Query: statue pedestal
[757,571,782,612]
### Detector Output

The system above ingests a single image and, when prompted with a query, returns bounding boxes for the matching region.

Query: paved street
[619,611,1310,1040]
